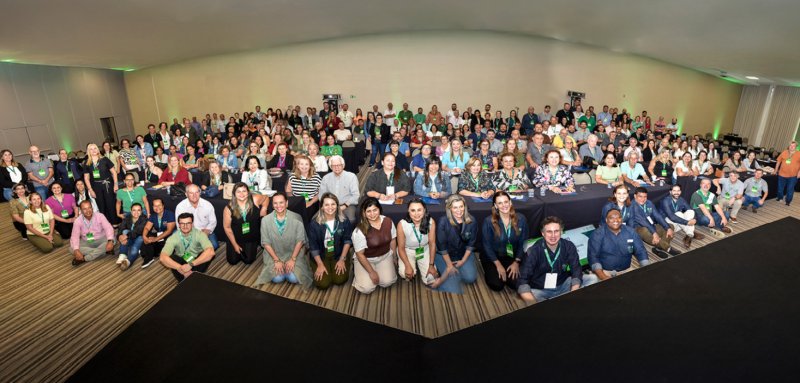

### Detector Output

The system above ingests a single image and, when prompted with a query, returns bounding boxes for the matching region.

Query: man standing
[538,105,552,124]
[775,141,800,206]
[175,184,219,249]
[397,103,413,127]
[522,106,539,136]
[691,178,732,237]
[588,208,651,281]
[70,200,115,266]
[159,212,216,282]
[25,145,54,198]
[597,105,612,127]
[659,184,704,249]
[337,103,354,129]
[518,216,596,303]
[556,102,574,127]
[631,187,681,259]
[742,168,768,213]
[713,171,744,223]
[319,155,360,223]
[383,102,397,129]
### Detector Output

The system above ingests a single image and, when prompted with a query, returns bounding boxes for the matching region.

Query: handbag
[222,183,235,200]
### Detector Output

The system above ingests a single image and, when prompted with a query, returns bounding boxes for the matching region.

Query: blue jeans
[201,185,221,198]
[272,272,299,284]
[694,209,729,227]
[2,188,11,201]
[207,232,219,250]
[119,236,145,263]
[741,194,763,209]
[776,176,798,203]
[433,253,478,294]
[370,142,385,166]
[531,279,573,301]
[33,184,48,198]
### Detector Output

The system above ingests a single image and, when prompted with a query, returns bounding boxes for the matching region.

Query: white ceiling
[1,0,799,85]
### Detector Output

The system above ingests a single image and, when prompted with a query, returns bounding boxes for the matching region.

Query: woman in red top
[158,155,192,185]
[410,128,429,150]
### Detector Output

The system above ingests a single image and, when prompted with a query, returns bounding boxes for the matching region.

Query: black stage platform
[70,218,800,383]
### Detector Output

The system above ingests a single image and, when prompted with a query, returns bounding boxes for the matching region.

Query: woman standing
[45,182,77,240]
[457,158,496,199]
[397,198,437,285]
[257,193,311,287]
[286,155,322,208]
[480,191,529,292]
[101,141,120,174]
[308,193,354,290]
[433,194,478,293]
[351,198,397,294]
[1,149,28,201]
[223,183,267,265]
[24,192,65,253]
[84,143,120,224]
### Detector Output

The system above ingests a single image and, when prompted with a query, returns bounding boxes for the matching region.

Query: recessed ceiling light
[746,76,759,80]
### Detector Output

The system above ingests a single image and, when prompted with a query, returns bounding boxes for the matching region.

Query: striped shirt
[287,174,322,199]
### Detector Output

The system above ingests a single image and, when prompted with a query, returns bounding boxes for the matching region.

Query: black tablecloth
[536,183,671,230]
[723,134,743,145]
[343,141,366,173]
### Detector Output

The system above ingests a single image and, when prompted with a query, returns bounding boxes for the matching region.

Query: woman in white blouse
[307,143,328,173]
[240,155,272,195]
[693,150,714,177]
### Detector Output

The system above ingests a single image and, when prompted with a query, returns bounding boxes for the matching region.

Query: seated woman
[182,145,200,173]
[493,152,531,193]
[648,150,674,184]
[413,156,451,199]
[256,192,311,287]
[307,143,328,173]
[706,142,721,164]
[217,145,239,174]
[397,198,438,286]
[441,138,469,175]
[308,193,354,290]
[198,161,231,198]
[115,202,148,271]
[320,135,343,158]
[116,173,150,220]
[73,179,99,212]
[503,139,526,170]
[292,131,313,156]
[675,152,698,178]
[24,192,65,253]
[383,140,410,171]
[223,182,268,266]
[596,152,623,187]
[559,136,583,167]
[435,135,450,157]
[742,150,769,174]
[600,184,634,227]
[140,197,176,269]
[9,183,30,239]
[154,146,169,165]
[241,155,272,195]
[531,150,575,193]
[473,139,498,171]
[243,142,267,169]
[158,155,192,186]
[458,157,496,199]
[411,128,429,151]
[411,144,434,174]
[693,150,715,177]
[480,191,529,292]
[265,143,294,171]
[45,182,77,240]
[142,156,163,184]
[364,152,411,204]
[287,155,323,208]
[433,194,478,293]
[620,151,654,187]
[351,197,397,294]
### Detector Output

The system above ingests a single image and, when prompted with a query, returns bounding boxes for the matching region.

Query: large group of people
[2,100,798,304]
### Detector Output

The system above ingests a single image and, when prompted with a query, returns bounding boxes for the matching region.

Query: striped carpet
[1,166,797,382]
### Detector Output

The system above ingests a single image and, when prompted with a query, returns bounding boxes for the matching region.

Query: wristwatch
[188,261,195,267]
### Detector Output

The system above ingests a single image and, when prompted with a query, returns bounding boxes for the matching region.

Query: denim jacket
[435,215,477,261]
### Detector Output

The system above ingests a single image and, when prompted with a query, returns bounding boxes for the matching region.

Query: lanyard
[544,244,561,272]
[53,195,66,210]
[240,204,248,221]
[386,172,394,186]
[325,220,338,237]
[180,231,193,253]
[126,189,135,203]
[411,222,423,246]
[671,199,680,212]
[145,169,151,181]
[8,166,18,176]
[619,205,628,221]
[639,203,650,215]
[82,216,93,231]
[249,172,257,185]
[504,221,512,244]
[469,173,480,189]
[277,156,285,167]
[156,213,163,231]
[38,209,45,224]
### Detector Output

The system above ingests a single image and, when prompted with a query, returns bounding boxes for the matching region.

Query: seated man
[518,216,597,303]
[319,155,360,223]
[741,168,768,213]
[70,200,115,266]
[659,184,704,249]
[631,187,681,259]
[175,184,219,249]
[159,212,215,282]
[588,208,650,281]
[690,178,732,237]
[712,171,744,223]
[620,151,653,187]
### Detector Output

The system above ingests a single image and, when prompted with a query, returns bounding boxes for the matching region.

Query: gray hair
[328,155,345,168]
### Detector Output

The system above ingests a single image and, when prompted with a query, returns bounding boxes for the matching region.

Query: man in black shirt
[556,102,574,127]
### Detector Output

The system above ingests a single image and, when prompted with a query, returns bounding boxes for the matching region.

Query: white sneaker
[116,254,126,265]
[119,259,130,271]
[141,258,157,269]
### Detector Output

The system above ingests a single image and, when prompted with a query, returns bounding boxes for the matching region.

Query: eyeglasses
[178,222,193,226]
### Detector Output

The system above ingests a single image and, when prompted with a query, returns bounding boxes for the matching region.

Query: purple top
[45,194,77,216]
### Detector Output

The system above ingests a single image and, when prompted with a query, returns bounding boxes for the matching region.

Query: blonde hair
[85,143,101,166]
[292,154,317,179]
[26,192,49,213]
[445,194,473,226]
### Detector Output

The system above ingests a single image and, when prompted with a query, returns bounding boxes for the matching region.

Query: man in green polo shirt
[159,212,215,282]
[397,103,413,126]
[690,178,731,238]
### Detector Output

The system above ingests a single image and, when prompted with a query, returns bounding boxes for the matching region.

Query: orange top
[776,150,800,178]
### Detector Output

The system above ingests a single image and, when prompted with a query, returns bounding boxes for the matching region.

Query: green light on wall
[1,59,16,63]
[111,67,135,72]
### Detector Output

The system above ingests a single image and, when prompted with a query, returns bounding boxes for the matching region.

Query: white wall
[0,62,133,161]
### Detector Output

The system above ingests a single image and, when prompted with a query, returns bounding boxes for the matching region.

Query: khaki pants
[29,232,64,253]
[352,251,397,294]
[666,210,695,238]
[718,195,743,218]
[636,225,671,251]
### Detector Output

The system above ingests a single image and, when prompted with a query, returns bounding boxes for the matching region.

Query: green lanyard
[469,173,480,190]
[126,189,135,203]
[411,222,423,245]
[180,231,193,254]
[275,215,287,236]
[671,199,680,212]
[387,173,394,186]
[544,245,561,272]
[156,214,163,231]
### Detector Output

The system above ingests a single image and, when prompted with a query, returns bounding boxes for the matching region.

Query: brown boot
[721,226,732,234]
[683,234,692,248]
[693,232,705,240]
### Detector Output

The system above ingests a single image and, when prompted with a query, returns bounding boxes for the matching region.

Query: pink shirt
[45,194,77,216]
[70,212,115,251]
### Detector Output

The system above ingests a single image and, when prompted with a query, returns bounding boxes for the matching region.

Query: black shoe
[653,248,669,259]
[667,247,682,256]
[751,206,758,213]
[72,258,85,267]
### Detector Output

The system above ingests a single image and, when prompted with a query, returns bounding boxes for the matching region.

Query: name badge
[647,216,654,225]
[326,239,335,254]
[61,210,69,218]
[786,158,792,164]
[242,222,251,234]
[92,169,100,179]
[156,231,164,241]
[182,252,196,263]
[506,243,514,258]
[415,247,424,261]
[67,170,74,179]
[86,232,94,243]
[724,192,730,199]
[38,168,46,177]
[482,164,489,170]
[40,223,50,234]
[544,273,558,289]
[661,170,667,176]
[751,186,758,193]
[627,239,634,253]
[302,192,310,202]
[508,185,518,192]
[386,186,395,196]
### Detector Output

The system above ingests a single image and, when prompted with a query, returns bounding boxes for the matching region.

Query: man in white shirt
[446,103,458,121]
[383,102,397,129]
[546,117,561,138]
[319,155,360,223]
[337,103,354,129]
[666,118,679,136]
[713,172,744,223]
[332,121,353,142]
[623,137,643,162]
[175,184,219,250]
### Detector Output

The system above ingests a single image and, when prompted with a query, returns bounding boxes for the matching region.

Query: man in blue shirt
[518,216,597,303]
[588,208,650,281]
[659,184,704,249]
[521,106,539,137]
[631,187,681,259]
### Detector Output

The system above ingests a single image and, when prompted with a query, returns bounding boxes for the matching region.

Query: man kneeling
[159,212,215,282]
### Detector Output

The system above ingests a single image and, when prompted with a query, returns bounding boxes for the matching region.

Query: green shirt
[116,187,146,213]
[162,228,212,258]
[398,110,413,125]
[321,145,343,157]
[413,113,426,125]
[690,190,717,210]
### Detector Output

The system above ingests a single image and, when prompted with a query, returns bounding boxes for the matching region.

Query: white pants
[666,210,695,237]
[353,251,397,294]
[398,247,435,285]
